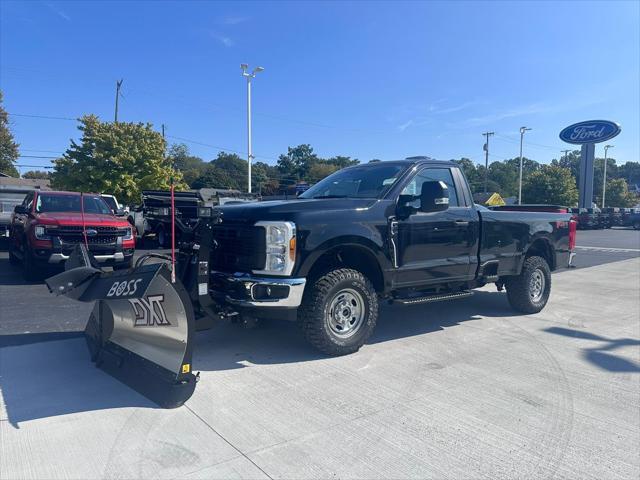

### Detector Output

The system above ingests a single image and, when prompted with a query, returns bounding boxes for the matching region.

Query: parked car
[1,186,40,242]
[576,208,600,230]
[8,190,135,280]
[626,210,640,230]
[100,194,127,216]
[176,158,575,355]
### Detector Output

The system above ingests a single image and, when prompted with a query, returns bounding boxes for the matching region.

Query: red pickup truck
[8,190,135,280]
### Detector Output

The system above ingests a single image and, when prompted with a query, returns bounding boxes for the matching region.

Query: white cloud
[45,2,71,22]
[210,32,235,47]
[397,120,414,132]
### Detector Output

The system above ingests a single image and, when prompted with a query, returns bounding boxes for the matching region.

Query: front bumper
[210,271,306,308]
[48,251,127,264]
[42,236,133,265]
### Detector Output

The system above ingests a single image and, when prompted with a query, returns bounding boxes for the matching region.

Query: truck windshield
[299,163,406,199]
[36,194,112,215]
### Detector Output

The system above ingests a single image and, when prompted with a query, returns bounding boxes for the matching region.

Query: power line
[16,165,54,169]
[20,149,64,154]
[166,135,279,162]
[8,113,77,121]
[494,133,559,151]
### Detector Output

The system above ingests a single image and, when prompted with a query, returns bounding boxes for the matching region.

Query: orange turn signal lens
[289,236,296,261]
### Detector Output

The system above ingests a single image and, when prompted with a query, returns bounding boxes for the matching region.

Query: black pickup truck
[179,158,575,355]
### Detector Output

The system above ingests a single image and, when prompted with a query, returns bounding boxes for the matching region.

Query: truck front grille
[59,235,119,245]
[210,225,265,272]
[47,225,127,245]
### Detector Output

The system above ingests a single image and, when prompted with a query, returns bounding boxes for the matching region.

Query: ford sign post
[559,120,621,209]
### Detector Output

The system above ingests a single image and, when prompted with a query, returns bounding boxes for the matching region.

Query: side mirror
[420,180,449,213]
[115,208,126,216]
[14,205,28,215]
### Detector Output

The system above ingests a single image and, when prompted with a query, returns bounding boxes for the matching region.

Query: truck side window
[401,168,459,208]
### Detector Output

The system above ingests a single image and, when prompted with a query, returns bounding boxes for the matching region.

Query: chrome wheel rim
[327,288,365,339]
[530,269,545,302]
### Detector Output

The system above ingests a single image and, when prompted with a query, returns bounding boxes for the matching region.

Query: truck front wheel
[504,255,551,314]
[299,268,378,356]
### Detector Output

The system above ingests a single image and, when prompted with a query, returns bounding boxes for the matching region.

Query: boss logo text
[107,279,142,297]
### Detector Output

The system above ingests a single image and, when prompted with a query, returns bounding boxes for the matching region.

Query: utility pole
[482,132,494,193]
[114,79,123,123]
[602,144,613,208]
[561,149,571,163]
[518,126,532,205]
[161,124,166,139]
[241,64,265,193]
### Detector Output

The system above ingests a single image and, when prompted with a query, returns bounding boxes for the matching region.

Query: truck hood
[217,198,378,224]
[35,212,130,227]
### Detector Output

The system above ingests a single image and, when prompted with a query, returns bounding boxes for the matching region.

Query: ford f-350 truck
[178,158,576,355]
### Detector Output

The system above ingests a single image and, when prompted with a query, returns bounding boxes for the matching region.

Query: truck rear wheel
[504,255,551,314]
[299,268,378,356]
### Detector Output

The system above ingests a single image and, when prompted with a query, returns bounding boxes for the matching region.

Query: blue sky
[1,1,638,174]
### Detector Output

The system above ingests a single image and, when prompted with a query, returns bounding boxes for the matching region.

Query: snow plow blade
[46,245,198,408]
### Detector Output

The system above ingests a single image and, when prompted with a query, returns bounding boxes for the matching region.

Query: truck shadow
[0,256,56,285]
[543,326,640,373]
[0,291,513,426]
[193,290,518,371]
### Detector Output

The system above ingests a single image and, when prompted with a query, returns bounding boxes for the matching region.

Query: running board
[395,290,473,305]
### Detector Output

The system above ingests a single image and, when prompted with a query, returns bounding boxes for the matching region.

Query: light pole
[518,126,531,205]
[241,63,264,193]
[602,144,613,208]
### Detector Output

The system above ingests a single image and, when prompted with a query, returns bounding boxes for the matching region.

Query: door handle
[454,220,469,226]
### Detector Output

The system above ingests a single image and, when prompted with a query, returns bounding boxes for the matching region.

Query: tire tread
[299,268,378,356]
[505,255,551,314]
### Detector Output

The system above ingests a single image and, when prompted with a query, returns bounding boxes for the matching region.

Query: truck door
[394,166,478,287]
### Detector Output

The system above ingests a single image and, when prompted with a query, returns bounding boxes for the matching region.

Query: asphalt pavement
[1,243,638,478]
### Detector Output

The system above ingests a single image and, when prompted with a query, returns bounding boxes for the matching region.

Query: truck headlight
[254,221,296,276]
[34,225,51,240]
[123,227,134,241]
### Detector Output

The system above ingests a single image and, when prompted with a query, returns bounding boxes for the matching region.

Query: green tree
[52,115,184,204]
[308,162,339,183]
[22,170,51,179]
[521,165,578,206]
[167,143,206,187]
[618,161,640,187]
[208,152,248,190]
[603,178,637,207]
[277,144,319,181]
[0,91,19,177]
[191,164,235,189]
[325,155,359,169]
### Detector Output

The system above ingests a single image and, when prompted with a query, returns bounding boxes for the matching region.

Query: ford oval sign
[559,120,621,144]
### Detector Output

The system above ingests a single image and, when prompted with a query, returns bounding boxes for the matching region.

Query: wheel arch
[524,236,555,271]
[300,239,386,294]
